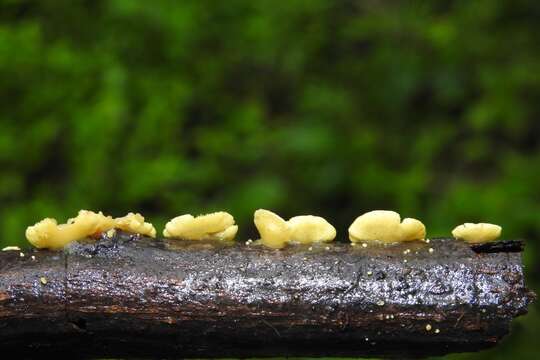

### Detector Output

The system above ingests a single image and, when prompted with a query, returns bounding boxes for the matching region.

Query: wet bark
[0,232,535,359]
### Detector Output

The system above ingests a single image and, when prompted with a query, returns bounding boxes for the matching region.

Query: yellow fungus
[114,212,156,238]
[253,209,290,249]
[254,210,337,249]
[288,215,336,244]
[26,210,156,249]
[349,210,426,243]
[26,210,115,249]
[452,223,501,243]
[163,212,238,241]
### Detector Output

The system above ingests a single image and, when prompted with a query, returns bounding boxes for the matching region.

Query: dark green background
[0,0,538,358]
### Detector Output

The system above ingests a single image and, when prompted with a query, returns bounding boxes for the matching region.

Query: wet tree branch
[0,232,535,358]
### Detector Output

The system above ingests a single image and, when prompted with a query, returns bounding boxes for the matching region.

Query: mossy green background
[1,0,539,358]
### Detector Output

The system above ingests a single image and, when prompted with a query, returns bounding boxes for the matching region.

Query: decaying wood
[0,232,535,359]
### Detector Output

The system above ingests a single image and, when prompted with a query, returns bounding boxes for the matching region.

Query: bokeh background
[0,0,539,358]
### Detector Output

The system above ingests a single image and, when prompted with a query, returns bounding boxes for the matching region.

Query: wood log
[0,231,535,359]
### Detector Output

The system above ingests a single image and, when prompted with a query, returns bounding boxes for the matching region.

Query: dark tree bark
[0,232,535,359]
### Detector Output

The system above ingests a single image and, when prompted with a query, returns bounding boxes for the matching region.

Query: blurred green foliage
[0,0,539,358]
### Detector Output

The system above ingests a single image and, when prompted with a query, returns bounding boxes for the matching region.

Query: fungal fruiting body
[452,223,501,243]
[254,209,291,249]
[163,212,238,241]
[348,210,426,244]
[26,210,156,249]
[288,215,336,244]
[114,212,156,238]
[25,210,115,249]
[253,209,336,249]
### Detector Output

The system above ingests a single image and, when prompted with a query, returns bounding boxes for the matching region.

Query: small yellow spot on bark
[40,277,48,285]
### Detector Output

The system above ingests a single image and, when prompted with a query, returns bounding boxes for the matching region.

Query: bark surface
[0,232,535,358]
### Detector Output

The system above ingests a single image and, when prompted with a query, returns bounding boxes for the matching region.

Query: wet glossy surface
[0,232,535,358]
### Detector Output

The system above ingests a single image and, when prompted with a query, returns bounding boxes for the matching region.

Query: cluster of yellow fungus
[163,212,238,241]
[348,210,426,244]
[451,223,502,243]
[347,210,502,245]
[25,210,156,250]
[24,207,503,251]
[253,209,336,249]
